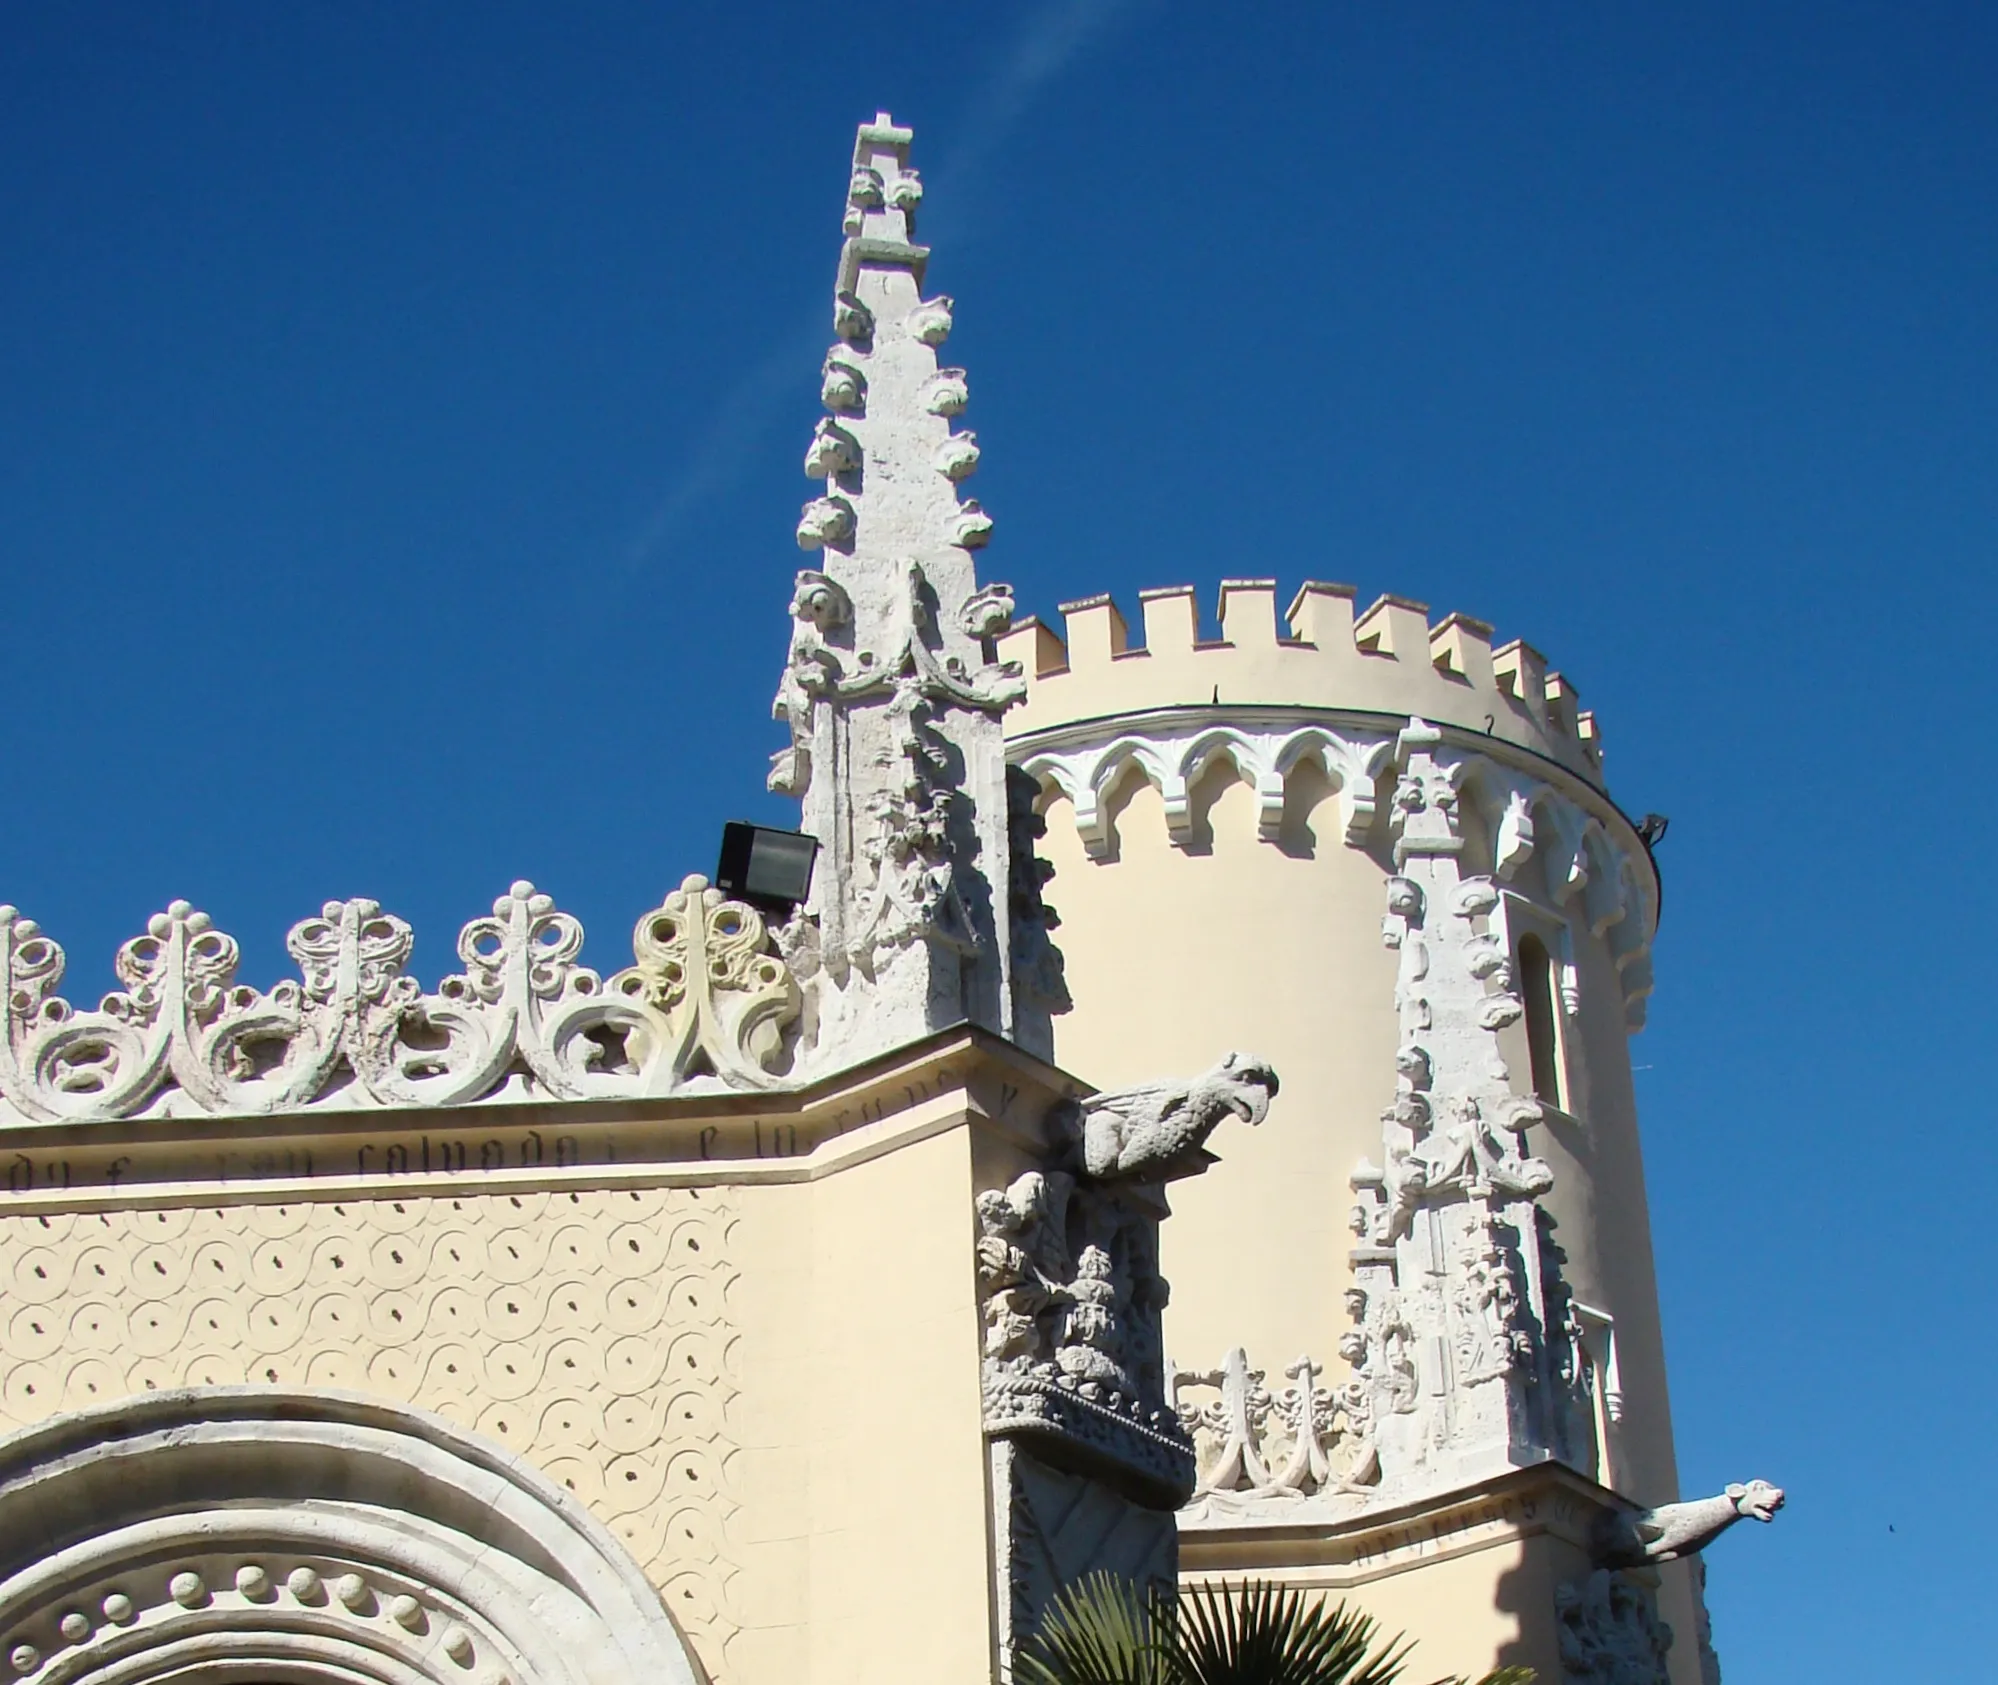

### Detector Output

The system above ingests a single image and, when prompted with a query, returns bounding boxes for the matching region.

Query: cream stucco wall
[1034,763,1401,1381]
[1007,581,1680,1514]
[0,1035,1063,1685]
[1005,576,1692,1685]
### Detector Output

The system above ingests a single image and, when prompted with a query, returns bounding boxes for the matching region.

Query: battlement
[999,581,1605,786]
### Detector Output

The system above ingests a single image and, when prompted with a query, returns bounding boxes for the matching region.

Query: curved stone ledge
[0,1388,706,1685]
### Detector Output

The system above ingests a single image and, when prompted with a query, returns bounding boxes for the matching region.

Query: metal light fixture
[715,822,819,915]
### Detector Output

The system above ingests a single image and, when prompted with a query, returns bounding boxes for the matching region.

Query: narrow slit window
[1519,933,1564,1109]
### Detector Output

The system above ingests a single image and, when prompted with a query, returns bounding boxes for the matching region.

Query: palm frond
[1178,1580,1414,1685]
[1016,1570,1180,1685]
[1016,1573,1536,1685]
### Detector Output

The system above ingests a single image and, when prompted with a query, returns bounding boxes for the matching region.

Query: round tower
[999,579,1675,1516]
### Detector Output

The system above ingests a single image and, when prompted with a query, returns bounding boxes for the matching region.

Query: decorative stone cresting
[0,1187,743,1666]
[0,877,799,1124]
[768,114,1064,1074]
[1171,1347,1377,1520]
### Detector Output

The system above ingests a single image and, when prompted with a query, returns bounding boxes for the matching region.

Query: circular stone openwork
[0,1389,708,1685]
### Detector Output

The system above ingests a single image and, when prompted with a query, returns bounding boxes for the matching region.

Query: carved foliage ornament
[0,877,800,1124]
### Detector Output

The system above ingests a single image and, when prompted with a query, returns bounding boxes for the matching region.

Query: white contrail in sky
[621,0,1140,577]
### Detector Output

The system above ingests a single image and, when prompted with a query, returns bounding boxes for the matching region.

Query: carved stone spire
[772,114,1061,1070]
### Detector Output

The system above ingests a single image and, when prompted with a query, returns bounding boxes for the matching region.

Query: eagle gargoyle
[1052,1052,1279,1191]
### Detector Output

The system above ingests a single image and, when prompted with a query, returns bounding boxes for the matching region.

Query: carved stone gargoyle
[1049,1051,1279,1208]
[978,1054,1280,1507]
[1594,1478,1786,1570]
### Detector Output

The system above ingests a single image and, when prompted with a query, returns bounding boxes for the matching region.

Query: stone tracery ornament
[0,876,802,1125]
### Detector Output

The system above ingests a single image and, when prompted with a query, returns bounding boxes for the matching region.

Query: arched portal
[0,1389,709,1685]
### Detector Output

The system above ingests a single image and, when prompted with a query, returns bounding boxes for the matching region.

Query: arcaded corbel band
[1594,1479,1786,1570]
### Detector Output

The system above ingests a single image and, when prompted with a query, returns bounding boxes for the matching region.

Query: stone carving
[0,1391,710,1685]
[1555,1569,1672,1685]
[847,165,885,207]
[1172,1347,1375,1512]
[0,1185,742,1668]
[950,498,995,548]
[1595,1481,1786,1570]
[1006,765,1071,1037]
[1016,717,1654,1028]
[804,417,861,478]
[0,878,799,1124]
[908,294,953,345]
[1019,724,1391,859]
[990,1439,1175,1665]
[977,1059,1272,1507]
[1340,720,1595,1503]
[924,367,969,415]
[769,115,1055,1071]
[1051,1053,1276,1190]
[934,430,980,481]
[820,354,865,413]
[795,492,856,549]
[832,289,873,343]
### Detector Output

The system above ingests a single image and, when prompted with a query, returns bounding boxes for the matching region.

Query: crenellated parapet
[1003,581,1658,1032]
[1000,581,1604,781]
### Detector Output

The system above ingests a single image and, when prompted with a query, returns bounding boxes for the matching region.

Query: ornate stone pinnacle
[766,115,1064,1072]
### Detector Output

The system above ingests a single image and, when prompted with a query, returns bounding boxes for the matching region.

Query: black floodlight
[716,822,819,915]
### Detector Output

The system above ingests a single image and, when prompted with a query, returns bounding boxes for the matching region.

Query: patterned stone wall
[0,1185,743,1672]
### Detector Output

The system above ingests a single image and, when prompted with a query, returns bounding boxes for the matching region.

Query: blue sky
[2,4,1991,1674]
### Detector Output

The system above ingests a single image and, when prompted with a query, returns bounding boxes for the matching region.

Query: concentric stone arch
[0,1388,708,1685]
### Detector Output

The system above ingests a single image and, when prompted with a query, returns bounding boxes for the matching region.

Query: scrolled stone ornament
[820,356,865,415]
[804,417,861,479]
[923,368,969,415]
[933,430,980,482]
[907,294,953,345]
[611,875,801,1086]
[832,290,873,343]
[949,500,994,549]
[796,494,856,551]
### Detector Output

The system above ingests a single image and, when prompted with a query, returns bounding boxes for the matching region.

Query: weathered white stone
[768,114,1063,1073]
[0,1390,704,1685]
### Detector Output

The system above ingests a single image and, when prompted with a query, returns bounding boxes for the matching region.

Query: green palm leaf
[1016,1572,1179,1685]
[1178,1579,1412,1685]
[1016,1573,1535,1685]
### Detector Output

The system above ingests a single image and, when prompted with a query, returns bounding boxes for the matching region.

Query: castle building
[0,116,1775,1685]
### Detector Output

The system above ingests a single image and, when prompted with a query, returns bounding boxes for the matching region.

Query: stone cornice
[1178,1459,1615,1584]
[0,1025,1082,1211]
